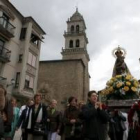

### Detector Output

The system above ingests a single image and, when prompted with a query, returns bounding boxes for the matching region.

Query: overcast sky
[11,0,140,91]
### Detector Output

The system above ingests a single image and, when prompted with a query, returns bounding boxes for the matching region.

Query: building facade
[38,9,90,109]
[0,0,45,101]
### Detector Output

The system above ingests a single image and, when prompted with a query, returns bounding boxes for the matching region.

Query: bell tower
[61,8,90,66]
[61,9,90,100]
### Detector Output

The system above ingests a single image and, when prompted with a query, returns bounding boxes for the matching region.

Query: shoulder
[41,104,47,110]
[20,105,26,110]
[82,103,91,109]
[56,110,61,115]
[15,107,20,112]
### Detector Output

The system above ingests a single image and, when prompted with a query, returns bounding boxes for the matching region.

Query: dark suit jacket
[25,103,47,133]
[17,106,28,129]
[80,102,109,140]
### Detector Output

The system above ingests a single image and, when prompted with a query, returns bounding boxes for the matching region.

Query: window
[76,25,80,32]
[18,54,23,63]
[30,33,39,45]
[69,40,73,48]
[20,28,27,40]
[15,72,20,87]
[3,13,9,20]
[76,39,80,47]
[27,52,37,67]
[71,25,74,32]
[25,75,34,89]
[2,13,9,29]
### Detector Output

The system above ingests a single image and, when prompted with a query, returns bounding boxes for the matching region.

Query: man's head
[34,93,42,105]
[88,90,98,104]
[0,84,6,111]
[50,99,57,109]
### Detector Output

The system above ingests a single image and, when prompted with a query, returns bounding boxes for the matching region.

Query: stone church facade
[38,9,90,109]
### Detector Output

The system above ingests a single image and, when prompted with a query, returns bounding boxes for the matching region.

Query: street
[13,129,61,140]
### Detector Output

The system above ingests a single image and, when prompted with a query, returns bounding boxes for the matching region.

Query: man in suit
[16,98,34,140]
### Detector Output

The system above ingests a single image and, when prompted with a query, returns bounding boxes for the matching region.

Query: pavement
[13,129,61,140]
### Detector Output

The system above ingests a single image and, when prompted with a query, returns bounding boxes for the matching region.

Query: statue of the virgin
[112,46,131,77]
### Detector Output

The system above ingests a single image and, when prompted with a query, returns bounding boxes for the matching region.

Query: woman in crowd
[4,97,19,140]
[63,96,82,140]
[0,84,8,139]
[47,99,61,140]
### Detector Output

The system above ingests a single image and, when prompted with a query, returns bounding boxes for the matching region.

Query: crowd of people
[0,84,140,140]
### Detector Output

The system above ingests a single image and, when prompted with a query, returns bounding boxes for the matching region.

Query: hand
[96,102,102,110]
[47,119,50,122]
[15,127,19,131]
[22,129,25,133]
[57,129,60,134]
[70,119,76,124]
[2,112,7,121]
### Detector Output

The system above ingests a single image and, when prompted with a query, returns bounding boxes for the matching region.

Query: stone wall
[38,59,87,110]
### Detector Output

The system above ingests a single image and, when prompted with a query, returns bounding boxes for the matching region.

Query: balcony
[0,17,15,39]
[0,76,7,85]
[62,47,87,53]
[61,48,90,61]
[0,45,11,62]
[64,30,86,36]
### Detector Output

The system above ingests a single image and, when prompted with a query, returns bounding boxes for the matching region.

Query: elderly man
[47,99,61,140]
[80,90,109,140]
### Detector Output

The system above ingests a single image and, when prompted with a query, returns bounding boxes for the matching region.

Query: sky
[11,0,140,91]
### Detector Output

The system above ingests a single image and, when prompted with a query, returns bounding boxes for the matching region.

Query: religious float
[100,46,140,109]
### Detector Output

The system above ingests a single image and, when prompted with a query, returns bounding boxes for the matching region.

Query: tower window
[69,40,73,48]
[71,25,74,32]
[76,39,80,47]
[76,25,80,32]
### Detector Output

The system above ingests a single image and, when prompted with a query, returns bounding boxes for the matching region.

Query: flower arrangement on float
[100,74,140,100]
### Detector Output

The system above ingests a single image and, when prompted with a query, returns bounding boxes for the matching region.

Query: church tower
[38,9,90,109]
[61,9,90,100]
[61,8,90,66]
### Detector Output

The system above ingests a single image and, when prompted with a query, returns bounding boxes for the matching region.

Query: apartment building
[0,0,46,101]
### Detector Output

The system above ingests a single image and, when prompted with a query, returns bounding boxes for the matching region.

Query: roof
[2,0,46,35]
[68,8,86,29]
[24,17,46,35]
[40,59,85,67]
[70,8,84,21]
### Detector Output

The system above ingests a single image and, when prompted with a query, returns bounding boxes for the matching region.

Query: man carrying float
[100,46,140,140]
